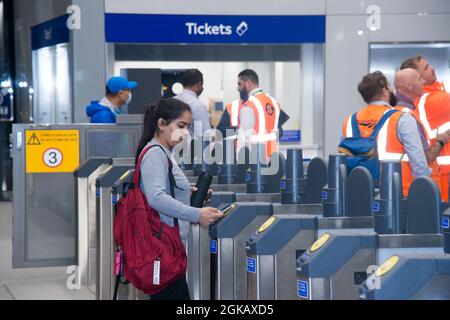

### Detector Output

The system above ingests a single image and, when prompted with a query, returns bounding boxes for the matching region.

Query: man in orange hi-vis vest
[400,56,450,200]
[342,71,433,196]
[216,99,243,138]
[235,69,282,159]
[394,68,450,200]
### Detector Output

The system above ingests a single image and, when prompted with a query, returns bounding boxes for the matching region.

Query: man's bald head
[394,68,424,100]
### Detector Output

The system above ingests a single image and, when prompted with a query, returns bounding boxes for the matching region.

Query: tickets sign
[25,130,80,173]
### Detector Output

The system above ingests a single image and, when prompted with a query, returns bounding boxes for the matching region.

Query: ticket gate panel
[413,275,450,300]
[210,202,273,300]
[297,232,377,300]
[246,214,317,300]
[328,248,375,299]
[274,229,316,300]
[187,224,210,300]
[216,238,235,300]
[247,255,275,300]
[97,187,114,299]
[233,215,269,300]
[76,162,111,286]
[361,254,450,300]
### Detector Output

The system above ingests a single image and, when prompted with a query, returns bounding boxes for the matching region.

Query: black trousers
[149,275,191,300]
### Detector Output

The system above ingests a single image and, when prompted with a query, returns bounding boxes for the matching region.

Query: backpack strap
[370,109,399,138]
[134,144,179,227]
[350,112,361,138]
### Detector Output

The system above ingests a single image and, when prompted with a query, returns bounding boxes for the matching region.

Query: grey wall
[13,0,70,123]
[71,0,106,123]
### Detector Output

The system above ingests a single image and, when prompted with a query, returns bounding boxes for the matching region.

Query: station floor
[0,201,94,300]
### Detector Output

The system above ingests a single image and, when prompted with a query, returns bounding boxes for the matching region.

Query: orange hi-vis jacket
[244,90,281,159]
[394,105,443,200]
[423,81,447,94]
[416,82,450,201]
[342,104,415,196]
[225,99,243,128]
[415,91,450,172]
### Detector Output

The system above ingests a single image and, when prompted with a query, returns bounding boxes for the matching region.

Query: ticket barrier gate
[360,253,450,300]
[246,150,286,194]
[209,202,274,300]
[297,162,445,300]
[280,149,327,205]
[217,139,250,185]
[95,160,134,300]
[74,157,112,287]
[245,163,374,300]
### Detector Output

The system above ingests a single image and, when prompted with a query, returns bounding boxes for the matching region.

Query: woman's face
[158,111,192,148]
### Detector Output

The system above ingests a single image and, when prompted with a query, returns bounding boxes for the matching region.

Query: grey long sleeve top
[139,138,201,240]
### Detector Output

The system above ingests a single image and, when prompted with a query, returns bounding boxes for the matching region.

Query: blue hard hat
[106,76,138,93]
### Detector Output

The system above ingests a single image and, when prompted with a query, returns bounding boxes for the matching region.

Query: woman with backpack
[136,98,223,300]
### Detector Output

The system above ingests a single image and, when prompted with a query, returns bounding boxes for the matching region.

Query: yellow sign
[258,216,276,233]
[310,233,330,252]
[26,130,80,173]
[375,255,399,277]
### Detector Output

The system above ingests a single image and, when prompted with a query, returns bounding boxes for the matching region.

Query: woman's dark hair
[135,98,191,163]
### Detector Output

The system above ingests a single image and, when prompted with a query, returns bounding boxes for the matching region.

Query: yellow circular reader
[310,233,330,252]
[258,216,276,233]
[375,255,399,277]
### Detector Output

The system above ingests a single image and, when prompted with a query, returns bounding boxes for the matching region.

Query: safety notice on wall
[25,130,80,173]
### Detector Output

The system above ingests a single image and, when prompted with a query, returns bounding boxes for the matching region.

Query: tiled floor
[0,202,95,300]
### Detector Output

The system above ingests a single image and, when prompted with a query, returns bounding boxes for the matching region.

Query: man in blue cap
[86,76,138,123]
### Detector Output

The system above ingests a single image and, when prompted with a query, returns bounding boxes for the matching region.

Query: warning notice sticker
[25,130,80,173]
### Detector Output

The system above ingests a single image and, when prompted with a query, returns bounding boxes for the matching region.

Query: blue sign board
[280,130,301,143]
[280,181,286,190]
[210,240,218,254]
[321,191,327,200]
[31,15,70,50]
[297,280,309,299]
[246,257,256,273]
[372,202,380,212]
[245,172,251,182]
[105,14,326,44]
[441,217,449,229]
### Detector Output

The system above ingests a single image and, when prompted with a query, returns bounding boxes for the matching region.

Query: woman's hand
[199,207,224,226]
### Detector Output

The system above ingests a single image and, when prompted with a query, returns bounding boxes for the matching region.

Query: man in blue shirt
[174,69,211,138]
[86,76,137,123]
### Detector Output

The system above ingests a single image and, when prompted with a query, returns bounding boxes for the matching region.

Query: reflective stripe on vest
[418,92,450,139]
[230,99,240,127]
[377,113,409,162]
[345,116,353,137]
[248,95,267,136]
[437,156,450,165]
